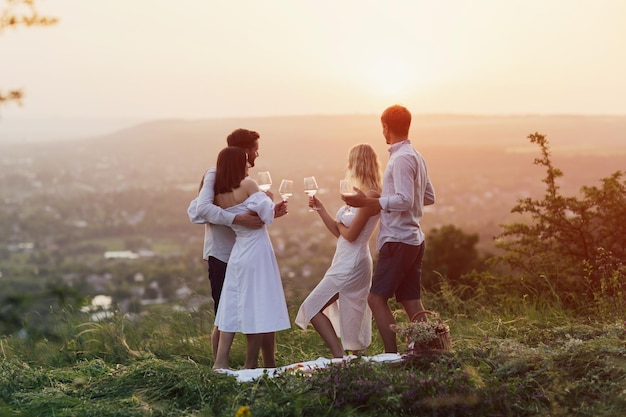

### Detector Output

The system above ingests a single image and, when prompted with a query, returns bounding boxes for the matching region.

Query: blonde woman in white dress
[212,146,290,370]
[296,144,382,358]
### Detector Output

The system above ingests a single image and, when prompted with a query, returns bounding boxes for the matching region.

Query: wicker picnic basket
[391,310,451,355]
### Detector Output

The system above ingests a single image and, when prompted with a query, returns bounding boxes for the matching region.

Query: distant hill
[3,113,624,174]
[1,114,624,253]
[85,113,626,152]
[92,114,626,185]
[2,113,624,191]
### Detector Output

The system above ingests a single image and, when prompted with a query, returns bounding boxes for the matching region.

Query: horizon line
[3,111,626,122]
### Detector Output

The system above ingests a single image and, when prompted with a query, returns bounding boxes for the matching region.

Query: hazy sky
[2,0,626,121]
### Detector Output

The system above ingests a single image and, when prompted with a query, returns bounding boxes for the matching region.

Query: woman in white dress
[295,144,382,358]
[212,147,290,370]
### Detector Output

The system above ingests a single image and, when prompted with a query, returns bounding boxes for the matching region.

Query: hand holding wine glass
[304,176,319,211]
[278,179,293,202]
[340,185,366,207]
[258,171,272,192]
[339,179,356,196]
[340,179,356,216]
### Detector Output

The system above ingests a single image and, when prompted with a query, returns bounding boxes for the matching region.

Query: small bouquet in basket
[390,310,451,354]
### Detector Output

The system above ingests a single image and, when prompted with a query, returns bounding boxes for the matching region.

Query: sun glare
[361,58,426,99]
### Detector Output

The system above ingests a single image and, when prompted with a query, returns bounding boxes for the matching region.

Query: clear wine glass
[304,176,319,211]
[278,179,293,202]
[340,179,355,216]
[258,171,272,192]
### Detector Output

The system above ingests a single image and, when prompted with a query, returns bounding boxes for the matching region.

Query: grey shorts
[370,241,425,301]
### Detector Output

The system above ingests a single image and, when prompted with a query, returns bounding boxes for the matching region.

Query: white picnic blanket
[214,353,403,383]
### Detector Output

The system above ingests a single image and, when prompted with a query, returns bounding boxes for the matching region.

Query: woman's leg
[261,332,276,368]
[212,331,235,369]
[244,333,263,369]
[310,294,343,358]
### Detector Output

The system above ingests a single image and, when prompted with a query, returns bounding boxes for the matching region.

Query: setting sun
[363,58,423,98]
[1,0,625,125]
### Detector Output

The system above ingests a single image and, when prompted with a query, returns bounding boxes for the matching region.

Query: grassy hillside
[1,114,625,416]
[1,297,625,416]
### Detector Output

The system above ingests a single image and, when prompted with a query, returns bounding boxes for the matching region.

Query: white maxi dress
[295,205,379,351]
[214,192,290,334]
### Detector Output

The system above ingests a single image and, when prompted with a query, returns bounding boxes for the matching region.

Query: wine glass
[304,176,319,211]
[339,179,356,196]
[340,179,356,216]
[278,179,293,202]
[258,171,272,192]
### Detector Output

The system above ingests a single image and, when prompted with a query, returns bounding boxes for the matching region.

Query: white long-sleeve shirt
[377,140,435,250]
[188,167,236,262]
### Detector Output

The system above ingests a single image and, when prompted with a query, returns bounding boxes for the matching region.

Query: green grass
[1,300,625,417]
[151,240,186,256]
[80,237,128,251]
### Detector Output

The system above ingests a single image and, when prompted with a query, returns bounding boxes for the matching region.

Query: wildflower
[393,316,450,350]
[235,405,252,417]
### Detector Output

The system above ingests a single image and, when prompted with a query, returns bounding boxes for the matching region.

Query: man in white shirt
[188,128,287,367]
[342,105,435,353]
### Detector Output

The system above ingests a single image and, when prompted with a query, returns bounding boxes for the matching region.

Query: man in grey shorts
[342,104,435,353]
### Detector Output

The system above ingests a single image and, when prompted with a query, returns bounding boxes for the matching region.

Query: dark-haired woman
[211,146,290,370]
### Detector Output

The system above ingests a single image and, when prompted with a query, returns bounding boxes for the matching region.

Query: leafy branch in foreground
[0,89,23,106]
[1,0,58,107]
[0,0,57,32]
[494,132,625,314]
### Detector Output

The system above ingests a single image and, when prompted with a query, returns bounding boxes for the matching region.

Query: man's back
[377,140,434,250]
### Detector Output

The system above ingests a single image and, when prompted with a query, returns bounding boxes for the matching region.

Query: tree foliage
[0,0,58,106]
[495,132,625,311]
[422,224,484,291]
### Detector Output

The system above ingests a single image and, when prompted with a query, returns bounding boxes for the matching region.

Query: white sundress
[295,205,379,351]
[214,192,290,334]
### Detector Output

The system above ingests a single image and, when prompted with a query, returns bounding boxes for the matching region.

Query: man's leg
[400,299,426,323]
[211,326,220,361]
[397,242,426,323]
[207,256,227,360]
[368,292,397,353]
[369,243,403,353]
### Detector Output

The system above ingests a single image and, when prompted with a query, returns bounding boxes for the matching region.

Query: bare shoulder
[366,189,381,199]
[241,178,260,194]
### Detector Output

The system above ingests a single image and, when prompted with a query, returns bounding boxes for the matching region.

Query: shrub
[495,133,625,314]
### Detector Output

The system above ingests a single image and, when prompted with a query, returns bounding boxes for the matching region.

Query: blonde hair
[345,144,382,193]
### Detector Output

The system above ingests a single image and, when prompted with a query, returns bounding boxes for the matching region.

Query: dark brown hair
[214,147,247,195]
[226,128,260,148]
[198,129,259,192]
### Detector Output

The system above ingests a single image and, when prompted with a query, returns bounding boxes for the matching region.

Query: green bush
[495,133,625,314]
